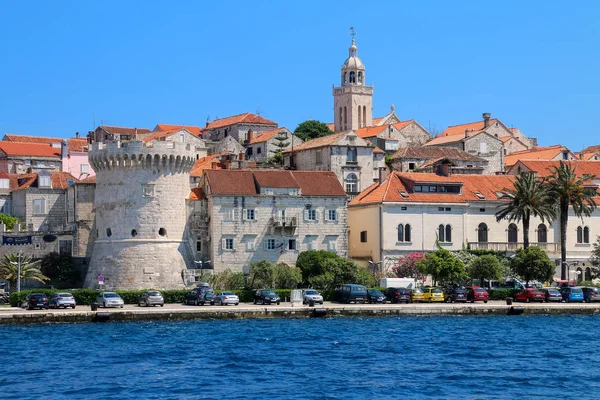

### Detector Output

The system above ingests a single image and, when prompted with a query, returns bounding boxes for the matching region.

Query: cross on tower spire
[349,26,356,42]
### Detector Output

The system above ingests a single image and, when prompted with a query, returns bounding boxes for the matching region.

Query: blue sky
[1,1,599,150]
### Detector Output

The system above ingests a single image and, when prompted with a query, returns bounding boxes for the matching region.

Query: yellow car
[410,288,425,303]
[422,287,445,303]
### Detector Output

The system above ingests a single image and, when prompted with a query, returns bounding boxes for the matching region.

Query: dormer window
[39,175,51,188]
[0,179,9,189]
[474,192,485,199]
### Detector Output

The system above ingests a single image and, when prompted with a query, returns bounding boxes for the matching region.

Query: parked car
[384,287,412,304]
[24,293,49,310]
[410,287,424,303]
[335,284,368,304]
[444,287,467,303]
[466,287,489,303]
[582,287,600,303]
[560,287,584,303]
[422,287,444,303]
[196,282,211,289]
[184,288,215,306]
[254,289,281,305]
[138,290,164,307]
[214,291,240,306]
[302,289,324,305]
[96,292,124,308]
[367,289,387,304]
[539,288,563,302]
[49,293,76,309]
[514,288,545,303]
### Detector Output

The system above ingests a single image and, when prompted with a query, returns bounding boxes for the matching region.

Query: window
[247,147,253,156]
[414,185,422,192]
[25,160,31,166]
[479,208,486,213]
[158,228,167,236]
[316,150,322,164]
[584,226,590,244]
[143,184,155,197]
[446,225,452,243]
[266,238,277,251]
[562,152,568,160]
[244,208,255,221]
[345,173,358,193]
[349,71,356,83]
[438,207,444,211]
[257,147,262,154]
[480,142,487,153]
[196,241,202,252]
[537,224,547,243]
[131,229,138,237]
[306,236,317,251]
[409,163,415,170]
[347,147,357,162]
[179,133,185,143]
[263,188,273,195]
[106,228,112,237]
[49,162,55,168]
[438,225,445,242]
[81,164,89,174]
[33,199,46,215]
[39,175,51,187]
[245,236,256,251]
[401,206,407,211]
[577,226,583,243]
[508,223,518,243]
[397,224,411,242]
[326,209,337,221]
[327,237,337,252]
[478,223,488,243]
[360,231,367,243]
[306,209,317,221]
[288,238,297,251]
[0,179,9,189]
[438,224,452,242]
[59,240,73,256]
[224,208,239,222]
[445,207,451,212]
[224,238,234,251]
[289,188,298,196]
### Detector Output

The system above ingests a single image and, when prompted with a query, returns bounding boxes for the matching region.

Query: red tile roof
[13,172,78,191]
[325,123,335,131]
[206,113,277,130]
[284,132,347,152]
[204,170,346,197]
[0,142,61,158]
[0,172,20,190]
[504,145,569,167]
[390,146,485,162]
[424,131,483,146]
[188,187,206,201]
[580,152,600,161]
[76,175,96,184]
[508,160,600,179]
[354,121,416,139]
[3,134,88,152]
[248,127,292,144]
[154,124,202,137]
[349,172,514,206]
[190,154,224,177]
[440,119,500,137]
[581,145,600,154]
[99,126,151,136]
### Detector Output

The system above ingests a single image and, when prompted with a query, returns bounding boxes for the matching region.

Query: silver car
[214,291,239,306]
[138,290,164,307]
[49,293,76,309]
[96,292,124,308]
[302,289,324,305]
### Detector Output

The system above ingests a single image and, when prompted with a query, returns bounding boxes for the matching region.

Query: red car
[514,288,545,303]
[466,286,489,303]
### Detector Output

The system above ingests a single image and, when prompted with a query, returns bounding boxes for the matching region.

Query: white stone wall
[333,86,373,131]
[462,134,504,174]
[208,194,348,273]
[12,189,67,232]
[503,137,529,155]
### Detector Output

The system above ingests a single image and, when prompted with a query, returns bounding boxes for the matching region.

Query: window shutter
[242,209,247,220]
[315,211,320,221]
[222,238,227,250]
[324,210,330,221]
[233,209,239,221]
[263,240,268,250]
[253,209,257,220]
[304,209,309,221]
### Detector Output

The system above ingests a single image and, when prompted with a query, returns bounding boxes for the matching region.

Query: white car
[96,292,125,308]
[214,291,239,306]
[302,289,324,305]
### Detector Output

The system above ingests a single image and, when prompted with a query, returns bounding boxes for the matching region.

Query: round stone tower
[84,140,196,290]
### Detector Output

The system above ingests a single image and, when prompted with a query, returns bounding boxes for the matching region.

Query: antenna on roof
[350,26,356,41]
[256,107,262,116]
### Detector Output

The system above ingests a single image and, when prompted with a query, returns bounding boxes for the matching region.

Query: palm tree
[0,253,48,290]
[545,161,597,279]
[496,172,556,250]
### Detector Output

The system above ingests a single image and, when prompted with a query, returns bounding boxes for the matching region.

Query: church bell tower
[333,29,373,132]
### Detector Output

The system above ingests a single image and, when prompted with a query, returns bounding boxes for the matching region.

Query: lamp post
[9,252,22,293]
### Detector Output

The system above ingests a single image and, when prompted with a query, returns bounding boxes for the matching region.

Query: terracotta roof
[580,152,600,161]
[154,124,202,137]
[440,119,500,137]
[248,127,292,144]
[325,123,335,131]
[424,131,484,146]
[99,126,151,136]
[206,113,277,130]
[0,172,20,190]
[355,125,388,139]
[188,187,206,201]
[190,154,224,177]
[581,145,600,154]
[390,146,485,162]
[0,142,61,158]
[13,172,78,191]
[204,170,346,197]
[504,145,569,167]
[76,175,96,184]
[67,138,88,152]
[3,134,88,152]
[349,172,515,206]
[373,146,384,154]
[372,117,384,125]
[509,160,600,179]
[284,132,346,152]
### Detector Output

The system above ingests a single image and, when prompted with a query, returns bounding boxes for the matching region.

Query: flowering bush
[392,252,425,280]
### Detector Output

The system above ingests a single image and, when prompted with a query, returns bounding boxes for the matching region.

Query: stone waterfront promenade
[1,301,600,325]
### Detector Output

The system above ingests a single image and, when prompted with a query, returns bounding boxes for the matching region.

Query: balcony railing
[468,242,559,252]
[270,216,297,227]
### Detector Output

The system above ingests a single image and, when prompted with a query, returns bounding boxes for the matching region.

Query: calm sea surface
[1,315,598,399]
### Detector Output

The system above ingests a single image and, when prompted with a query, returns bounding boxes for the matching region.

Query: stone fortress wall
[84,140,196,290]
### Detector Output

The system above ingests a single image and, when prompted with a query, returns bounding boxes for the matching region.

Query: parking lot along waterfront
[2,315,600,399]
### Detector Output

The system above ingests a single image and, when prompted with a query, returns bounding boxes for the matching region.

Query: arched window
[343,72,347,84]
[438,224,445,242]
[347,147,357,162]
[445,225,452,243]
[398,224,404,242]
[586,268,592,281]
[349,71,356,83]
[508,223,518,243]
[537,224,547,243]
[405,224,411,242]
[584,226,590,243]
[478,223,488,243]
[358,106,362,128]
[358,71,363,84]
[577,226,583,243]
[363,106,366,127]
[339,107,342,127]
[345,173,358,193]
[343,106,347,125]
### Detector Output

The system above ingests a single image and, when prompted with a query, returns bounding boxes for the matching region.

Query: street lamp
[368,260,383,274]
[9,252,22,293]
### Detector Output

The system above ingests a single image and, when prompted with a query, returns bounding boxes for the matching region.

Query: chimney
[75,132,80,139]
[482,112,491,128]
[87,131,95,145]
[465,129,469,139]
[238,152,244,161]
[60,139,68,160]
[437,161,451,177]
[378,167,387,184]
[247,129,253,144]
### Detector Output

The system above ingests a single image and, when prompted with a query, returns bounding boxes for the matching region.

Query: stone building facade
[84,140,197,290]
[190,169,348,273]
[245,128,304,162]
[66,177,96,258]
[389,146,488,174]
[202,113,278,143]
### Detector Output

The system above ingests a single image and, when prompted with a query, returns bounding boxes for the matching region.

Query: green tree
[417,248,465,286]
[545,162,597,279]
[510,246,555,285]
[0,253,49,290]
[0,214,20,230]
[40,252,80,288]
[273,263,302,289]
[495,172,556,250]
[295,250,375,290]
[264,130,291,165]
[248,260,276,289]
[293,120,333,142]
[207,269,246,290]
[590,235,600,279]
[468,255,502,286]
